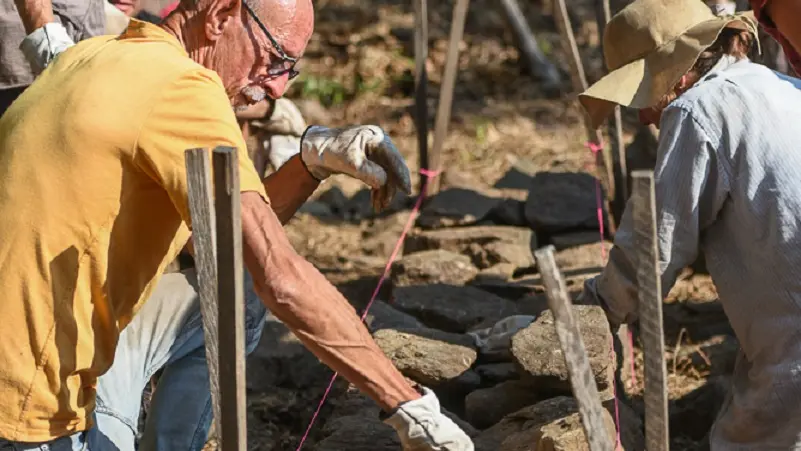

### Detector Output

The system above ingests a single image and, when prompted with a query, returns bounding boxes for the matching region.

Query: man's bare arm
[13,0,54,34]
[261,155,319,224]
[240,191,420,411]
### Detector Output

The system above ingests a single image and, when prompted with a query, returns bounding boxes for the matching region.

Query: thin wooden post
[631,170,669,451]
[213,146,248,450]
[185,147,248,451]
[413,0,429,195]
[535,245,614,451]
[185,148,222,431]
[428,0,470,197]
[552,0,617,235]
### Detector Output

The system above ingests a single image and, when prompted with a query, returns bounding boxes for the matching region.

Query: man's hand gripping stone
[300,124,412,211]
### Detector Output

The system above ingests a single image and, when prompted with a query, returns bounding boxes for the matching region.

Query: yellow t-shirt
[0,19,268,441]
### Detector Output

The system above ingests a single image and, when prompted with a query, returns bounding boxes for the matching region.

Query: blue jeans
[0,269,268,451]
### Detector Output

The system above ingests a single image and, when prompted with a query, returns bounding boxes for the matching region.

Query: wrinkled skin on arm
[239,190,420,411]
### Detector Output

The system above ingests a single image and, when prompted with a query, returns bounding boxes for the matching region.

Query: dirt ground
[214,0,741,449]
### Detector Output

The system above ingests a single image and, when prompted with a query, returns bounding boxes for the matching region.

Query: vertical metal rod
[535,245,615,451]
[213,146,248,451]
[631,170,669,451]
[413,0,429,195]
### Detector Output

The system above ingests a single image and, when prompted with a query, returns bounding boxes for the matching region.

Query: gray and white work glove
[20,22,75,74]
[300,124,412,211]
[382,387,475,451]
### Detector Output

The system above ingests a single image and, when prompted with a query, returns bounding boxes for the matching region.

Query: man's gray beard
[243,85,266,103]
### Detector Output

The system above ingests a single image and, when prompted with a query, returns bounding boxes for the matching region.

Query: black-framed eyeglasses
[242,0,299,80]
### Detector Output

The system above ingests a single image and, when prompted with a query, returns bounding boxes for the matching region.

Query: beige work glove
[20,22,75,74]
[300,125,412,211]
[382,387,475,451]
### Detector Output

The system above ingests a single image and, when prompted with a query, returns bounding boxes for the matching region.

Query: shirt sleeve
[580,106,730,325]
[134,68,269,229]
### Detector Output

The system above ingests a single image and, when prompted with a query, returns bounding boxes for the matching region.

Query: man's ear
[205,0,241,42]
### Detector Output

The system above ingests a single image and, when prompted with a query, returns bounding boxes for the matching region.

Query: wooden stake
[428,0,471,197]
[213,147,248,450]
[535,245,614,451]
[631,170,669,451]
[552,0,617,235]
[413,0,429,195]
[185,147,248,451]
[185,148,222,431]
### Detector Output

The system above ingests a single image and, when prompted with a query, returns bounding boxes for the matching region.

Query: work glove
[20,22,75,74]
[382,386,475,451]
[300,125,412,212]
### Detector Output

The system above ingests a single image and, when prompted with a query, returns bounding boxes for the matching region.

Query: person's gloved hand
[300,124,412,212]
[20,22,75,74]
[382,387,475,451]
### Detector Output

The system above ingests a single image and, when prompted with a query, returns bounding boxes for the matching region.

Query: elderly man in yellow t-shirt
[0,0,475,449]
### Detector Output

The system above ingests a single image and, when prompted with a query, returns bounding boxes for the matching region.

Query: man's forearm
[240,192,419,411]
[13,0,54,34]
[262,155,319,224]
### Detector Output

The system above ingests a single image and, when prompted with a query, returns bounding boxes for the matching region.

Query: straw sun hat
[578,0,759,129]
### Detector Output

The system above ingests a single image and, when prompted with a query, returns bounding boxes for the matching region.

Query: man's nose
[264,75,289,99]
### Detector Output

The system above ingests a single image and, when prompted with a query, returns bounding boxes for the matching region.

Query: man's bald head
[164,0,314,106]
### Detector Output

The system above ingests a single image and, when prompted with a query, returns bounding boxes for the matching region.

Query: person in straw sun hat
[577,0,801,448]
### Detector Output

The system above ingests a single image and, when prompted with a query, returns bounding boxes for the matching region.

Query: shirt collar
[120,18,188,57]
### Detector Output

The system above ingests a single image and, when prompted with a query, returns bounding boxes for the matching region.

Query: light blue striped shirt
[582,58,801,450]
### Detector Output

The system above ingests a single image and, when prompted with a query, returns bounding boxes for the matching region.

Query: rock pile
[241,165,649,449]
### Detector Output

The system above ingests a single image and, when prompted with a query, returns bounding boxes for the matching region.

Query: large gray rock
[363,300,425,332]
[511,306,614,395]
[392,284,519,333]
[404,225,535,257]
[390,249,478,287]
[373,327,478,387]
[415,188,502,229]
[465,380,544,429]
[475,396,644,451]
[488,197,528,227]
[525,171,607,233]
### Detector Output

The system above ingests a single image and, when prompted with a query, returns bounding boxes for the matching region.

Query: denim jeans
[0,268,268,451]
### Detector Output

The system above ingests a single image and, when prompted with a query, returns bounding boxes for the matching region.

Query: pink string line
[294,168,442,451]
[585,141,623,450]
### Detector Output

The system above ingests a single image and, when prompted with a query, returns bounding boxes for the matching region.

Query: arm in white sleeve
[15,0,75,74]
[580,105,731,326]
